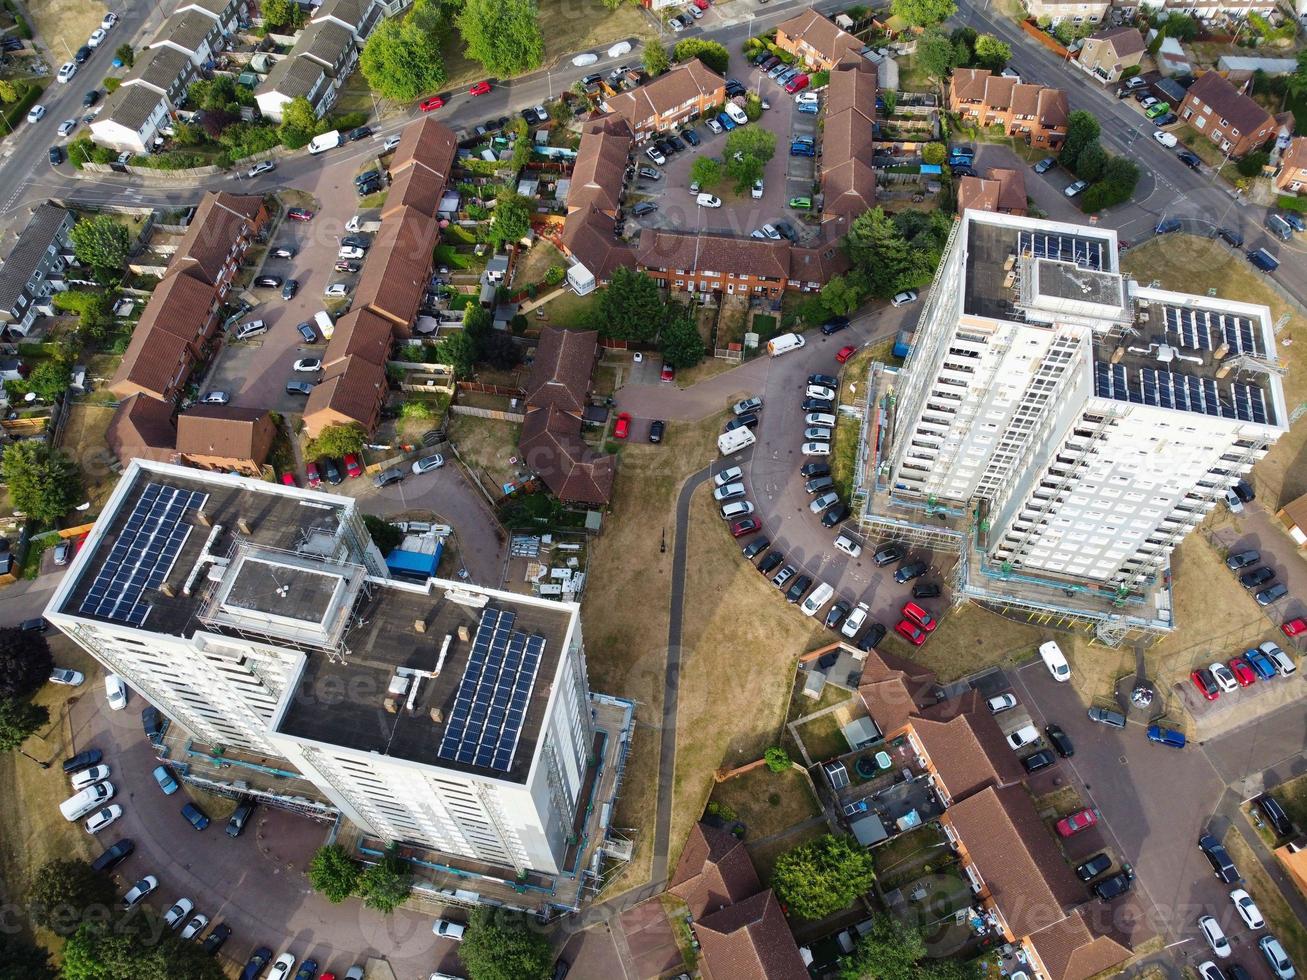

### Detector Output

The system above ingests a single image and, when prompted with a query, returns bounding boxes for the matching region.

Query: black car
[1240,566,1275,589]
[226,802,255,838]
[1225,549,1260,570]
[297,321,318,343]
[286,380,315,396]
[281,279,299,300]
[873,543,905,566]
[786,575,812,603]
[683,129,700,146]
[202,923,232,955]
[725,413,759,431]
[808,373,839,388]
[1233,479,1255,503]
[1156,217,1181,235]
[1256,795,1293,837]
[241,947,273,980]
[800,462,831,479]
[1177,150,1201,170]
[758,551,784,575]
[1198,833,1241,883]
[321,458,343,485]
[856,622,888,651]
[801,397,833,413]
[374,467,406,488]
[742,537,770,560]
[668,135,686,152]
[911,582,941,600]
[894,561,927,584]
[1075,852,1112,882]
[825,600,851,630]
[654,139,673,156]
[1092,866,1134,901]
[357,178,383,196]
[91,838,135,873]
[63,748,104,775]
[253,275,283,288]
[82,89,100,107]
[142,706,168,741]
[182,802,211,830]
[1218,227,1244,248]
[579,73,602,87]
[341,234,371,249]
[648,419,665,443]
[1045,723,1074,758]
[75,44,92,64]
[1022,749,1056,773]
[822,503,850,527]
[774,221,798,242]
[820,317,850,336]
[353,169,380,186]
[48,145,63,165]
[347,125,372,141]
[20,617,48,632]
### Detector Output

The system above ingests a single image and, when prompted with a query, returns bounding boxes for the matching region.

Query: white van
[717,427,757,455]
[60,782,115,821]
[314,309,335,340]
[235,319,268,340]
[724,102,748,126]
[767,332,806,356]
[834,532,862,558]
[800,581,834,617]
[308,129,341,154]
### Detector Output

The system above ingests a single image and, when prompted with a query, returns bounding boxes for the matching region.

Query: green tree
[1237,150,1270,177]
[62,922,225,980]
[362,515,403,556]
[672,38,730,75]
[743,93,763,121]
[915,27,960,81]
[973,34,1011,72]
[1103,154,1140,192]
[306,423,365,461]
[437,329,478,379]
[464,301,493,356]
[358,849,412,913]
[1076,140,1108,182]
[847,208,910,299]
[839,915,926,980]
[689,155,722,189]
[482,331,522,370]
[28,859,115,935]
[459,907,553,980]
[279,96,323,148]
[1,442,81,525]
[0,627,53,702]
[0,933,54,980]
[1162,12,1198,40]
[643,43,670,76]
[890,0,956,28]
[1285,50,1307,101]
[659,302,704,369]
[261,0,303,29]
[0,79,17,103]
[361,0,448,102]
[921,142,947,166]
[488,190,532,247]
[114,43,133,68]
[1059,109,1100,171]
[820,271,868,317]
[949,26,976,65]
[308,844,363,902]
[0,697,48,752]
[596,266,664,342]
[771,834,875,919]
[458,0,544,76]
[724,125,776,194]
[764,746,791,773]
[26,357,72,403]
[70,215,130,282]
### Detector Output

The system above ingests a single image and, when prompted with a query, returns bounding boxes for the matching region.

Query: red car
[343,453,362,478]
[1055,808,1098,838]
[287,208,314,222]
[901,601,936,633]
[895,620,927,646]
[1228,657,1256,687]
[1190,668,1220,702]
[306,461,321,489]
[730,518,761,537]
[836,345,857,364]
[614,412,631,439]
[418,95,445,112]
[660,364,675,382]
[469,81,491,96]
[280,471,296,487]
[785,73,810,94]
[693,0,709,7]
[1282,617,1307,637]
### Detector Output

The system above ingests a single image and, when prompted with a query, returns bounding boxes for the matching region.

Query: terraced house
[949,69,1070,148]
[774,9,865,71]
[1179,71,1277,160]
[601,59,725,141]
[1275,136,1307,195]
[0,203,75,338]
[256,0,382,121]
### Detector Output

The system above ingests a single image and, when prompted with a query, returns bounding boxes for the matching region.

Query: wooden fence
[1018,20,1070,58]
[450,404,525,423]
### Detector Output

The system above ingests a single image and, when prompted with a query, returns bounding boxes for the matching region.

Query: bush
[544,265,565,286]
[103,77,120,92]
[810,70,829,89]
[330,110,369,132]
[1119,64,1141,81]
[921,142,946,166]
[1278,195,1307,213]
[1236,151,1269,178]
[218,121,281,160]
[0,81,43,139]
[764,747,791,772]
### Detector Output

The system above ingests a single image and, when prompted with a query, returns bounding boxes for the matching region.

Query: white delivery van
[314,310,335,340]
[724,102,748,126]
[345,212,382,233]
[60,782,115,821]
[800,581,834,617]
[767,332,806,356]
[717,427,757,455]
[308,130,341,154]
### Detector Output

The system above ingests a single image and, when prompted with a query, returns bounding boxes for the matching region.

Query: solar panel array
[437,608,545,773]
[1163,305,1261,357]
[1018,230,1105,270]
[78,483,206,627]
[1093,362,1269,423]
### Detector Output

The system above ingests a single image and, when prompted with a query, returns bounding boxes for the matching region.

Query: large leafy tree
[437,328,478,379]
[460,907,553,980]
[840,915,981,980]
[771,834,875,920]
[820,271,868,317]
[261,0,304,30]
[595,266,663,342]
[70,215,130,283]
[915,27,960,81]
[724,126,776,194]
[358,848,412,913]
[1,441,81,525]
[0,933,54,980]
[659,302,704,369]
[306,423,365,461]
[308,844,362,903]
[458,0,544,77]
[689,155,722,189]
[643,43,670,76]
[1076,141,1108,182]
[846,208,950,299]
[890,0,956,28]
[973,34,1010,72]
[360,0,447,101]
[672,38,730,75]
[489,190,532,247]
[1059,110,1101,171]
[28,859,116,934]
[26,357,72,403]
[0,627,53,702]
[62,922,225,980]
[0,697,48,752]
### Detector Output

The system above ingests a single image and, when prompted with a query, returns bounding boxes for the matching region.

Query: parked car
[1092,866,1135,901]
[895,620,927,646]
[1209,662,1238,693]
[153,765,179,794]
[63,749,103,775]
[1199,915,1231,958]
[891,290,918,307]
[1087,706,1126,727]
[1256,583,1289,606]
[987,693,1017,714]
[181,802,210,830]
[1246,646,1279,679]
[1228,656,1256,686]
[1056,808,1098,837]
[1040,641,1071,682]
[374,467,406,488]
[1065,180,1089,197]
[412,454,445,474]
[1034,156,1056,173]
[731,518,761,538]
[122,876,158,909]
[1199,833,1241,883]
[894,560,927,584]
[1256,794,1294,837]
[1225,549,1260,570]
[285,381,315,396]
[901,602,936,632]
[1022,749,1056,773]
[1259,936,1296,979]
[874,543,905,566]
[1146,725,1186,748]
[202,923,232,956]
[105,674,128,710]
[142,706,168,740]
[164,899,194,930]
[91,838,134,873]
[1075,853,1112,881]
[1191,668,1220,701]
[1044,723,1074,757]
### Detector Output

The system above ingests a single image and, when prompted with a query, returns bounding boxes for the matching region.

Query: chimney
[430,707,444,724]
[383,697,399,714]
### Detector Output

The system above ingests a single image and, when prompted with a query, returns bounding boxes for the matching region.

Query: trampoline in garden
[856,756,877,779]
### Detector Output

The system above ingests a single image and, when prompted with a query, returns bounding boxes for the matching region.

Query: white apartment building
[46,461,596,877]
[887,212,1285,590]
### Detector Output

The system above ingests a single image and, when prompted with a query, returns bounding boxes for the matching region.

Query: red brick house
[602,60,725,142]
[949,69,1069,148]
[1179,71,1276,159]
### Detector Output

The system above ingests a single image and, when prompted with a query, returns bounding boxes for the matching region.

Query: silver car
[411,454,445,474]
[804,426,832,441]
[810,491,839,513]
[713,482,746,502]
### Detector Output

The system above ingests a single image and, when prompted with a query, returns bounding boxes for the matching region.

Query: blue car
[1245,646,1278,679]
[152,765,179,795]
[790,142,815,157]
[797,102,819,115]
[1146,725,1186,748]
[181,802,210,831]
[717,112,736,131]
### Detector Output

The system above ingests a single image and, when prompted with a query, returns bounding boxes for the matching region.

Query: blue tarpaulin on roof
[386,545,443,579]
[919,164,943,175]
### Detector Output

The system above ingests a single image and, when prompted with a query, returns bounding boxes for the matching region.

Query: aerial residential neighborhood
[1,0,1307,978]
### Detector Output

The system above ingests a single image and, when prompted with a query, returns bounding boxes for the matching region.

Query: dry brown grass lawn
[447,413,522,490]
[28,0,104,67]
[58,403,120,512]
[876,602,1045,685]
[1270,772,1307,829]
[709,766,821,840]
[793,711,854,764]
[1223,829,1307,970]
[512,241,566,290]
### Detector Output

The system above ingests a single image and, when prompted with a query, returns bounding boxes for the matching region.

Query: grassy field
[708,766,821,840]
[446,414,522,490]
[513,240,566,290]
[1223,829,1307,971]
[58,403,120,512]
[793,711,849,764]
[876,602,1045,685]
[538,285,600,328]
[27,0,104,66]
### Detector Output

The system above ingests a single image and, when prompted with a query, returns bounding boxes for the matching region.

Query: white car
[84,804,123,834]
[696,193,722,208]
[1006,724,1040,750]
[810,491,839,514]
[1260,936,1296,979]
[801,441,831,456]
[1153,130,1178,148]
[87,28,107,48]
[411,454,445,474]
[105,673,128,710]
[338,245,366,259]
[50,668,85,686]
[180,912,208,940]
[1199,916,1231,958]
[833,533,862,559]
[164,898,194,930]
[714,466,742,487]
[714,482,746,502]
[987,693,1018,714]
[71,765,112,790]
[122,875,158,909]
[433,919,466,941]
[761,223,781,240]
[101,12,118,30]
[891,289,919,307]
[1040,641,1070,682]
[247,160,275,178]
[57,62,78,84]
[268,953,297,979]
[27,104,46,124]
[805,412,835,426]
[645,146,666,165]
[293,358,322,373]
[705,118,723,134]
[1209,662,1238,694]
[668,15,685,31]
[795,92,819,106]
[841,601,869,638]
[58,119,76,137]
[608,41,632,57]
[324,282,350,297]
[752,179,764,199]
[1231,889,1264,929]
[805,384,836,400]
[199,391,229,405]
[1140,96,1159,109]
[382,134,402,153]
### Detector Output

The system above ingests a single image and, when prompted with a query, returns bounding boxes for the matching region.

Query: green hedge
[1,80,44,140]
[1279,194,1307,213]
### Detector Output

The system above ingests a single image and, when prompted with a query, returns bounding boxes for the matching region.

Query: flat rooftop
[278,583,573,782]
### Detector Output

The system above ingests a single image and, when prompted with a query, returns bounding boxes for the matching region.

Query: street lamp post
[18,748,50,769]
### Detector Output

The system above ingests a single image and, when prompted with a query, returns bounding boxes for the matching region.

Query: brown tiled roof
[106,394,177,465]
[324,308,393,370]
[789,241,851,283]
[694,890,809,980]
[1283,136,1307,172]
[825,66,879,120]
[111,327,195,400]
[302,355,386,436]
[958,175,999,216]
[991,168,1027,211]
[636,230,790,280]
[1028,910,1131,980]
[822,157,878,220]
[856,648,938,736]
[945,785,1085,938]
[172,192,265,286]
[1091,26,1146,58]
[822,109,876,176]
[1037,88,1069,129]
[561,208,636,282]
[604,60,724,127]
[1185,71,1273,137]
[912,690,1025,800]
[952,67,989,102]
[1010,82,1042,117]
[519,406,615,505]
[776,10,863,65]
[523,327,596,415]
[176,405,275,463]
[982,75,1017,110]
[385,164,449,220]
[385,117,458,219]
[135,270,217,350]
[668,823,762,918]
[353,206,440,330]
[569,123,631,215]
